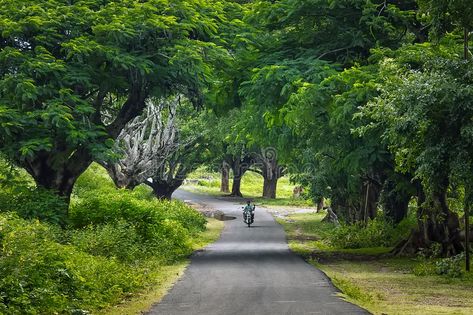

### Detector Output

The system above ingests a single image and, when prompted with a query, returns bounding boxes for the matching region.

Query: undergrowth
[0,163,210,314]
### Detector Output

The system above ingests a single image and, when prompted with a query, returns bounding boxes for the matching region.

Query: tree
[144,103,213,199]
[206,108,255,197]
[101,96,178,189]
[235,0,422,204]
[363,45,473,255]
[254,148,285,199]
[0,0,224,206]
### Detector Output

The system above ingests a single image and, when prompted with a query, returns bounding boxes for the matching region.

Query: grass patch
[274,209,473,315]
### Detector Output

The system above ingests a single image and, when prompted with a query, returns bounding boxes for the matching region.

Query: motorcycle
[242,207,254,227]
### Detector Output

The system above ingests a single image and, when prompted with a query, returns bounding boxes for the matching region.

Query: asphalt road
[147,190,369,315]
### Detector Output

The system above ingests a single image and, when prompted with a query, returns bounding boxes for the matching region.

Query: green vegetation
[1,0,473,312]
[274,210,473,314]
[0,164,223,314]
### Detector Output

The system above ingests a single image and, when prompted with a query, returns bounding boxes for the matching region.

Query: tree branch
[106,73,148,138]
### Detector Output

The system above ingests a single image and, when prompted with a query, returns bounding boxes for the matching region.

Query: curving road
[147,190,369,315]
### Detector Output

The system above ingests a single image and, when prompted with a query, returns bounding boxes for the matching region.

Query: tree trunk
[322,207,340,225]
[229,155,251,197]
[464,183,472,271]
[361,180,381,222]
[23,150,93,207]
[231,176,243,197]
[220,161,230,193]
[393,181,464,257]
[380,177,412,224]
[262,176,277,199]
[146,180,183,200]
[259,150,282,199]
[316,197,325,213]
[103,163,139,189]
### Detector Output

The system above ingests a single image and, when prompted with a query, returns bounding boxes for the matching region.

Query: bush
[0,213,143,314]
[328,215,414,249]
[0,163,68,225]
[68,220,142,262]
[0,186,68,226]
[197,179,220,188]
[435,254,464,278]
[69,169,206,262]
[412,261,436,276]
[0,163,210,313]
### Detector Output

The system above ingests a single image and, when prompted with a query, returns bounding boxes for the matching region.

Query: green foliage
[68,220,142,263]
[71,187,205,232]
[0,0,228,199]
[0,163,209,313]
[328,215,415,249]
[0,161,68,225]
[413,252,465,278]
[0,186,67,226]
[69,192,205,262]
[0,213,143,314]
[69,165,206,262]
[412,261,436,277]
[330,275,374,304]
[197,179,220,188]
[434,254,465,278]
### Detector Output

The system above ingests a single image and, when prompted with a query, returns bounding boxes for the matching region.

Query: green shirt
[243,204,255,212]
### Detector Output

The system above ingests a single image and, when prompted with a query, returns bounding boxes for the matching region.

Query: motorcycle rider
[243,200,255,223]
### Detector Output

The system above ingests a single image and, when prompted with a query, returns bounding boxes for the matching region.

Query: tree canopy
[1,0,472,257]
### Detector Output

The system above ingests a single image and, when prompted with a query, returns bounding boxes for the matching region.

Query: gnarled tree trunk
[393,181,463,257]
[104,164,139,189]
[23,149,93,206]
[316,197,325,213]
[146,179,183,200]
[229,154,252,197]
[263,176,278,199]
[231,177,243,197]
[102,98,178,190]
[255,148,284,199]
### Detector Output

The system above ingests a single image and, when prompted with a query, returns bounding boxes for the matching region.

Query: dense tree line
[1,0,472,257]
[225,0,473,256]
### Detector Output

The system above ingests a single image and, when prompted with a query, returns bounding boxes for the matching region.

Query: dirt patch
[181,200,235,221]
[292,228,319,241]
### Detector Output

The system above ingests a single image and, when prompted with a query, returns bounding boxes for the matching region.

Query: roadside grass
[99,218,224,315]
[274,211,473,315]
[184,168,313,207]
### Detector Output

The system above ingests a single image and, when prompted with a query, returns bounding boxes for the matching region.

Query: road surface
[147,190,369,315]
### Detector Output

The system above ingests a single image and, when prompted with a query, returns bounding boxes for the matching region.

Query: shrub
[0,163,209,313]
[197,179,220,188]
[70,186,205,234]
[0,186,68,226]
[159,199,207,234]
[68,220,142,262]
[327,215,414,249]
[0,213,143,314]
[69,182,205,262]
[412,261,436,276]
[434,254,464,278]
[0,163,68,225]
